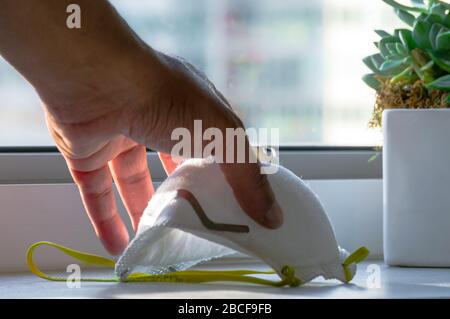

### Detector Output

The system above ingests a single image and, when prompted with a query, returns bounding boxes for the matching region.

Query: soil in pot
[370,80,449,128]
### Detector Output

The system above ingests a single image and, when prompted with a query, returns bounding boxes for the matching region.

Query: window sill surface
[1,261,449,299]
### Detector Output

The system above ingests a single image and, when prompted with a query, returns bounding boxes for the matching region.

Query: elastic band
[342,246,370,282]
[26,241,301,287]
[26,241,117,282]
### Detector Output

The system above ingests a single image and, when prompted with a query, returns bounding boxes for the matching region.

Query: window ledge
[2,260,450,299]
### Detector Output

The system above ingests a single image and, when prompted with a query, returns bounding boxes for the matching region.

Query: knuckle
[116,169,149,186]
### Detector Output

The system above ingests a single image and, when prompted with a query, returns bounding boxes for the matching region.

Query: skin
[0,0,283,255]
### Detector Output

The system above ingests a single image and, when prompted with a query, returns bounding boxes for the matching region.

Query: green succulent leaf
[395,42,409,55]
[424,13,448,28]
[398,28,418,50]
[395,8,417,26]
[379,36,401,58]
[386,42,402,56]
[420,59,435,71]
[375,30,392,38]
[363,0,450,93]
[380,35,402,44]
[447,94,450,103]
[371,53,386,69]
[416,12,428,21]
[383,0,426,12]
[427,0,450,9]
[429,23,444,49]
[429,3,449,20]
[363,56,380,73]
[427,74,450,90]
[390,65,416,83]
[380,59,408,74]
[413,20,433,48]
[429,50,450,72]
[440,11,450,29]
[363,74,381,90]
[436,30,450,50]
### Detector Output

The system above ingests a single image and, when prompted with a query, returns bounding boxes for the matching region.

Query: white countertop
[1,261,450,299]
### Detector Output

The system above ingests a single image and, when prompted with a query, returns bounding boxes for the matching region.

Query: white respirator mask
[27,158,368,287]
[114,158,368,286]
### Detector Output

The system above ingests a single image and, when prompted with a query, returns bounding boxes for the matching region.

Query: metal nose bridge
[175,189,250,233]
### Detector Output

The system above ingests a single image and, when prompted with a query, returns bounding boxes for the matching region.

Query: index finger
[70,165,129,255]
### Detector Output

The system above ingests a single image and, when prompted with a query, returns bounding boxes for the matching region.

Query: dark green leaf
[436,30,450,50]
[362,74,381,90]
[430,50,450,72]
[398,29,418,50]
[429,23,444,49]
[413,20,433,49]
[427,74,450,90]
[424,13,445,26]
[441,12,450,29]
[395,8,416,26]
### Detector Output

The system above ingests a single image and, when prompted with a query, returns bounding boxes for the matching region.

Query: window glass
[0,0,402,146]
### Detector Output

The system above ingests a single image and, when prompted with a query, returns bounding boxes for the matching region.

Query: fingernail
[263,201,283,229]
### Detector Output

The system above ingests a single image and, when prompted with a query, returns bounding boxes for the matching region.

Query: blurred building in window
[0,0,402,146]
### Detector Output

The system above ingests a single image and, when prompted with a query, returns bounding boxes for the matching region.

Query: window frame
[0,146,381,184]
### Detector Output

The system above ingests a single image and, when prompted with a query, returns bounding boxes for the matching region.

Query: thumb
[219,136,283,229]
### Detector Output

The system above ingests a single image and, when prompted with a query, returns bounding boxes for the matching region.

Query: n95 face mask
[26,159,368,287]
[114,159,368,285]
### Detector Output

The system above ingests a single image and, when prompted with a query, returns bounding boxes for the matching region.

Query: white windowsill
[2,260,450,299]
[0,179,382,272]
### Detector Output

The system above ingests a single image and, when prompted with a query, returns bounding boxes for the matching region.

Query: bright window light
[0,0,403,146]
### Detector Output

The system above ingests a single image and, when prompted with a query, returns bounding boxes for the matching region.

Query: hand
[0,0,283,255]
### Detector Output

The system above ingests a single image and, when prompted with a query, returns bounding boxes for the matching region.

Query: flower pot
[383,109,450,267]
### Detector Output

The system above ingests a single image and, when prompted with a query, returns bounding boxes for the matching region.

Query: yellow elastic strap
[26,241,117,282]
[342,246,370,282]
[26,241,301,287]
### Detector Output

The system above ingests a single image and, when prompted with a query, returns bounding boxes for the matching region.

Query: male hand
[0,0,283,255]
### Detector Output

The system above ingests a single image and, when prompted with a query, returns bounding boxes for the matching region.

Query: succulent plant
[363,0,450,107]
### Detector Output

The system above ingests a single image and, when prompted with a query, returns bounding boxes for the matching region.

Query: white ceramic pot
[383,109,450,267]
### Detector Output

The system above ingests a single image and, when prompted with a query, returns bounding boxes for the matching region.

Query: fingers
[109,145,154,231]
[158,152,180,176]
[70,165,129,256]
[125,53,283,229]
